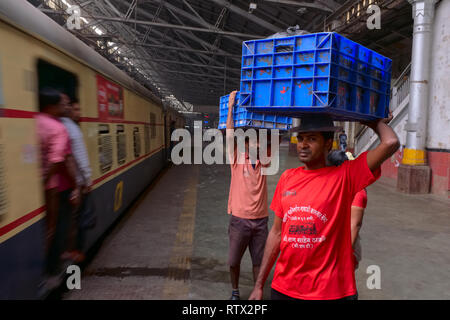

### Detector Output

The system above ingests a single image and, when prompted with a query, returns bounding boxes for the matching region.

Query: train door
[37,59,78,102]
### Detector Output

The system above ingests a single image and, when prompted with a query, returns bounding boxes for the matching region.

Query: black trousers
[46,189,72,274]
[271,288,358,301]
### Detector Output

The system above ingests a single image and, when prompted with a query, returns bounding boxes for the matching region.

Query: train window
[116,125,126,165]
[37,59,78,104]
[133,127,141,158]
[0,144,7,219]
[144,124,150,154]
[98,124,113,173]
[150,113,156,138]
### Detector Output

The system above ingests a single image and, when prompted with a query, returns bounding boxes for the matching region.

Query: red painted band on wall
[381,149,450,194]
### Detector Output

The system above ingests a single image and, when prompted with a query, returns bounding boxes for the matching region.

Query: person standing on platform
[226,90,270,300]
[339,130,348,152]
[249,113,398,300]
[60,97,93,263]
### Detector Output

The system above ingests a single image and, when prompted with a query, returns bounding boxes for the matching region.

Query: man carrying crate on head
[225,90,272,300]
[249,112,399,300]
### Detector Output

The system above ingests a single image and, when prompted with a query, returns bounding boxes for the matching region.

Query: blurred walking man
[60,97,92,263]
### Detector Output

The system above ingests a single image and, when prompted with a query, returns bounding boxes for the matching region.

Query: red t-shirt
[352,189,367,208]
[270,151,380,300]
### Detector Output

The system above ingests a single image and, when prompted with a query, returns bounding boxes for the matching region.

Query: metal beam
[88,0,167,84]
[131,58,241,71]
[43,10,264,38]
[163,4,210,53]
[112,1,244,67]
[251,2,296,29]
[181,0,209,26]
[160,69,240,80]
[124,0,138,19]
[141,0,164,44]
[209,0,283,33]
[303,12,325,32]
[113,0,243,70]
[42,8,258,45]
[154,76,239,86]
[154,75,239,84]
[263,0,333,12]
[161,1,244,46]
[80,35,241,57]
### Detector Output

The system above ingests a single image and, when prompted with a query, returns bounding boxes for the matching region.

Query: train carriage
[0,0,183,299]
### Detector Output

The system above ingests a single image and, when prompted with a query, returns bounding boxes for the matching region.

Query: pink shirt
[227,133,268,219]
[35,113,72,191]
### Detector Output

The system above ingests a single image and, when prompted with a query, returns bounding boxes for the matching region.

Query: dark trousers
[45,189,72,275]
[271,288,358,301]
[75,194,89,252]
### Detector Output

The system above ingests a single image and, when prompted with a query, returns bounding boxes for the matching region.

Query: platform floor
[64,144,450,300]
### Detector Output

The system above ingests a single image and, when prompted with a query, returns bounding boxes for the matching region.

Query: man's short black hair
[39,87,61,111]
[71,97,79,104]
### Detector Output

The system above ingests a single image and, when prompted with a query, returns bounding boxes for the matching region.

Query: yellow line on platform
[162,166,199,299]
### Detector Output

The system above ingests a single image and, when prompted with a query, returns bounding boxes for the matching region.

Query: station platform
[63,143,450,300]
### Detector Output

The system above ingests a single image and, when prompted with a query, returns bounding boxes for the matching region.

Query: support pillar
[397,0,437,194]
[289,118,300,156]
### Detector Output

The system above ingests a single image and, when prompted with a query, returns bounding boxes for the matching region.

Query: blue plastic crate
[218,92,292,130]
[239,32,392,121]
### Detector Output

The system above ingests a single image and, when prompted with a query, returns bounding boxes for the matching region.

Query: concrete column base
[397,164,431,194]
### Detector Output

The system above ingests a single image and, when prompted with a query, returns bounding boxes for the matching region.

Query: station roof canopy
[30,0,412,111]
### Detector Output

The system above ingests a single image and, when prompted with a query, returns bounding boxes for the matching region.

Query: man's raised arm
[364,113,400,172]
[226,90,237,129]
[226,91,238,164]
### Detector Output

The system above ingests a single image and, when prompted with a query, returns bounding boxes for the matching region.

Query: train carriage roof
[0,0,162,106]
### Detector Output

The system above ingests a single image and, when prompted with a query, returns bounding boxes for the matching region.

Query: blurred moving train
[0,0,184,299]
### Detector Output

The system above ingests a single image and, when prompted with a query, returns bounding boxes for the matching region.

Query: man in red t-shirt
[249,113,399,300]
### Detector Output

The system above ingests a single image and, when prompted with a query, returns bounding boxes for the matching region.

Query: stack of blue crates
[238,32,392,121]
[218,92,292,130]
